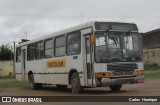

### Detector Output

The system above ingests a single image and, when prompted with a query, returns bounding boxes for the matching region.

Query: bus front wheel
[71,72,83,94]
[109,84,122,92]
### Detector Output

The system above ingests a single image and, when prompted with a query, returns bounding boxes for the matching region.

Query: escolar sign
[46,59,66,68]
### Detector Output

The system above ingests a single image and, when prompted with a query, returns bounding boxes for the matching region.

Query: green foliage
[144,63,160,70]
[0,78,28,88]
[0,44,14,61]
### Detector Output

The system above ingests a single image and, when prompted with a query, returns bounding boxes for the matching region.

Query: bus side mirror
[91,34,96,45]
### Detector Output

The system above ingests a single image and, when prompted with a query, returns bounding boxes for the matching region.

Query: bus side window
[16,47,21,62]
[44,39,53,58]
[27,44,35,61]
[54,35,66,57]
[35,41,44,59]
[67,31,81,55]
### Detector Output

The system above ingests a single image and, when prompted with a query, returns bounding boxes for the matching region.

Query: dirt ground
[0,78,160,96]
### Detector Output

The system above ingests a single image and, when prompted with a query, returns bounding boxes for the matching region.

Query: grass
[144,63,160,78]
[144,63,160,71]
[144,70,160,79]
[0,77,28,88]
[0,76,14,79]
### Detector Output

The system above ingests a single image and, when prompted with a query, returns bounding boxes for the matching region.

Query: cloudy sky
[0,0,160,46]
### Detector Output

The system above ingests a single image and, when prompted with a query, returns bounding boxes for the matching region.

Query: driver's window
[124,36,133,50]
[132,35,139,50]
[107,35,120,50]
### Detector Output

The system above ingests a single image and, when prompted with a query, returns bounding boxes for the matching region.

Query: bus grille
[107,63,138,76]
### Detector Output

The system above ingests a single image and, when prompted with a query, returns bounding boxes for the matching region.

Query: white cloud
[0,0,160,45]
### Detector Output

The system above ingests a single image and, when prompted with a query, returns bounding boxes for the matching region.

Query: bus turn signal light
[96,72,113,78]
[90,34,96,44]
[133,70,144,76]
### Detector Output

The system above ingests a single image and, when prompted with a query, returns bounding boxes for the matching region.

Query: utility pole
[80,13,83,24]
[11,46,12,61]
[24,31,27,39]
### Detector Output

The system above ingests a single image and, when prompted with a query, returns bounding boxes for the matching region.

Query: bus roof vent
[19,39,30,44]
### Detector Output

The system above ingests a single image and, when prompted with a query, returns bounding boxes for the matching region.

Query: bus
[15,21,144,93]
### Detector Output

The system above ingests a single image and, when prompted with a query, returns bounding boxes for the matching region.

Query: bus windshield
[95,31,142,63]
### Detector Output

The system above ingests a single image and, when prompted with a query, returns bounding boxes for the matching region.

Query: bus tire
[29,74,39,90]
[56,85,67,88]
[109,84,122,92]
[71,72,83,94]
[37,83,42,89]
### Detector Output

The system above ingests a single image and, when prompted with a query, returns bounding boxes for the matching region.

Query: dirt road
[0,78,160,96]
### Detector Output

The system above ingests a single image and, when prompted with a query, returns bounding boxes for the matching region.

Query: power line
[0,14,160,19]
[0,37,24,38]
[0,14,80,18]
[0,42,19,44]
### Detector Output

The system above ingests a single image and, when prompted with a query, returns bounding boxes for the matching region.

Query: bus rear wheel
[56,85,67,88]
[71,72,83,94]
[109,84,122,92]
[29,74,42,90]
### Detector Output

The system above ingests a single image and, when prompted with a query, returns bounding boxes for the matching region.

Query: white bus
[15,21,144,93]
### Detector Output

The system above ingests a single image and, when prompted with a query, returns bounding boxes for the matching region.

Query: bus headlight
[96,72,113,78]
[133,70,144,76]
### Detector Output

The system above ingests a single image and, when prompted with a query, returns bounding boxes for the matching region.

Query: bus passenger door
[22,49,26,82]
[84,35,94,85]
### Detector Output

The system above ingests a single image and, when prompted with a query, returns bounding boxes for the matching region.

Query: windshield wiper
[107,30,118,47]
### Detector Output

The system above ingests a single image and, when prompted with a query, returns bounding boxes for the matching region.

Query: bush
[0,44,14,61]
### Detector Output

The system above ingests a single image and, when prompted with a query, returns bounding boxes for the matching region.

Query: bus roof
[16,21,136,47]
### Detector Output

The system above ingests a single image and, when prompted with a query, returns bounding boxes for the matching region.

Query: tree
[0,44,14,61]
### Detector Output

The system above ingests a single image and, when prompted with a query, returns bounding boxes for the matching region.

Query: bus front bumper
[101,75,144,86]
